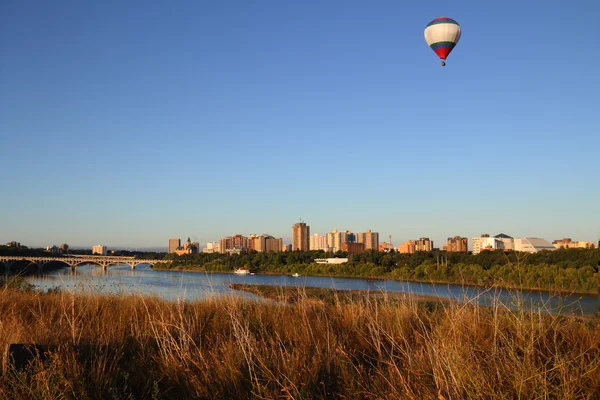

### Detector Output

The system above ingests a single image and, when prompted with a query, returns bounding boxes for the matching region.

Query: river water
[26,264,598,315]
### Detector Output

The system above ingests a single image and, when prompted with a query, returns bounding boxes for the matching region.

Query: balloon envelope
[424,17,461,61]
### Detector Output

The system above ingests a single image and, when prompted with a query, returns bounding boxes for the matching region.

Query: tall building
[219,234,249,254]
[399,240,416,254]
[415,238,433,252]
[248,234,283,253]
[292,222,310,251]
[472,233,514,255]
[326,229,341,252]
[265,236,283,252]
[357,230,379,251]
[326,229,354,252]
[310,233,327,251]
[92,244,107,255]
[447,236,468,253]
[168,238,181,254]
[341,230,356,244]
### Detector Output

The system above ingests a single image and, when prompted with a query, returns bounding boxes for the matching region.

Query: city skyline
[5,221,598,253]
[2,1,599,248]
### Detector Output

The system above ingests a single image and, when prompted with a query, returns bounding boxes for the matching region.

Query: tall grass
[0,287,599,399]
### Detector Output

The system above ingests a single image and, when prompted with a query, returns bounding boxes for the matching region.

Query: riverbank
[229,283,453,306]
[151,265,598,296]
[1,287,599,398]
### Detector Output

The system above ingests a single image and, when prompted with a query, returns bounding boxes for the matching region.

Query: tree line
[153,248,600,293]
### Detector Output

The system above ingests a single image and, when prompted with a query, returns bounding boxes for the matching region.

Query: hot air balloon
[424,17,461,66]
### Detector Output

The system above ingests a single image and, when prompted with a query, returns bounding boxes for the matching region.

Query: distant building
[379,242,394,252]
[326,230,341,252]
[310,233,327,251]
[59,243,69,253]
[446,236,468,253]
[314,258,348,264]
[92,244,107,255]
[472,233,514,254]
[514,238,556,253]
[399,240,416,254]
[219,234,249,254]
[341,242,365,255]
[357,230,379,251]
[552,238,595,249]
[203,242,220,253]
[265,236,283,252]
[248,234,283,253]
[292,222,310,251]
[5,241,21,248]
[415,238,433,252]
[175,238,199,255]
[46,245,60,254]
[282,244,293,252]
[168,238,181,254]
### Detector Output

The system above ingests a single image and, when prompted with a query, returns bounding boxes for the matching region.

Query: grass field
[1,279,599,399]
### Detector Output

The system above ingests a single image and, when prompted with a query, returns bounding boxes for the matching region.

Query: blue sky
[1,0,599,250]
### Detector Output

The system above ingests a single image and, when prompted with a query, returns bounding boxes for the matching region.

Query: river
[26,264,598,315]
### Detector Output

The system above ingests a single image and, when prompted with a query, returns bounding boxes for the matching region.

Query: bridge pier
[36,262,44,274]
[3,261,14,276]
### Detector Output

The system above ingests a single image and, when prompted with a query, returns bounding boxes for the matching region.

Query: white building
[92,244,107,255]
[472,233,514,255]
[310,233,327,251]
[314,258,348,264]
[203,242,220,253]
[514,238,556,253]
[326,229,355,252]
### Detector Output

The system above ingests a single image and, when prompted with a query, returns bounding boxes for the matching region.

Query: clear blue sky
[1,0,599,250]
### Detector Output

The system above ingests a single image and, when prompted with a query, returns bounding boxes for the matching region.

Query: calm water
[26,264,598,315]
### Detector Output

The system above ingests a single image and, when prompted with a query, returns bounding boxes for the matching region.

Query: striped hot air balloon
[424,17,461,66]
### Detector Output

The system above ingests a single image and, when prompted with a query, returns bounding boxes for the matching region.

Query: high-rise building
[92,244,107,255]
[292,222,310,251]
[341,230,356,244]
[219,234,249,254]
[415,238,433,252]
[265,236,283,252]
[399,240,416,254]
[357,230,379,250]
[326,229,341,252]
[248,234,283,253]
[310,233,327,251]
[446,236,468,253]
[326,229,353,252]
[168,238,181,253]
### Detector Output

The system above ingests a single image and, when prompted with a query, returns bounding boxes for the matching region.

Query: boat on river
[234,268,251,275]
[292,273,300,277]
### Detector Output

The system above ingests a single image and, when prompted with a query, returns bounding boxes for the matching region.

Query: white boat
[234,268,251,275]
[292,273,300,277]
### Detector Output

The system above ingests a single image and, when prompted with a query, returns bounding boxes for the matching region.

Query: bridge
[0,255,161,274]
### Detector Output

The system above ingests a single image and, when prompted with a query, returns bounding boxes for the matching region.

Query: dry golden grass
[0,284,599,399]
